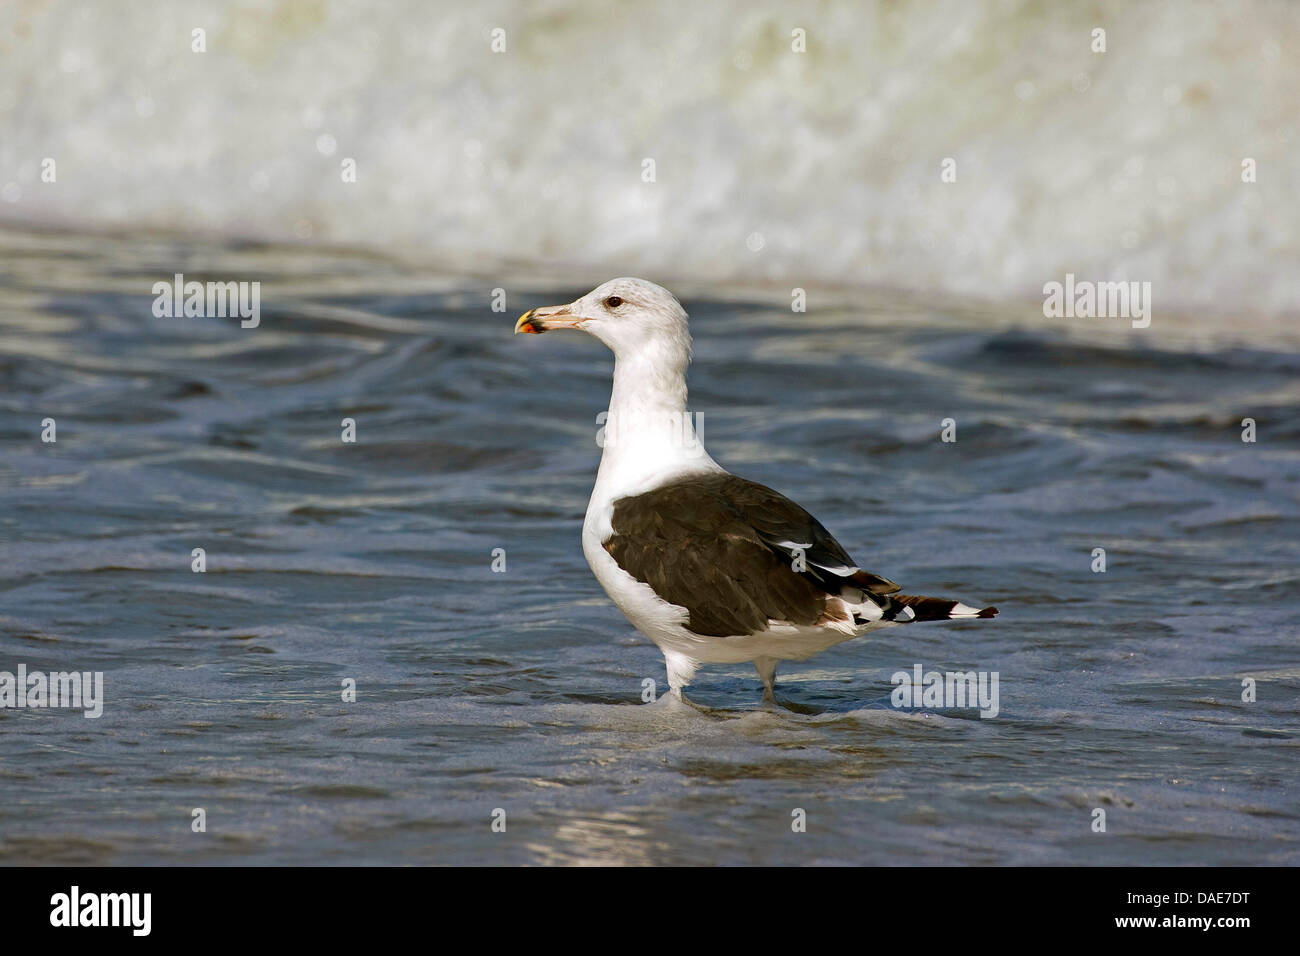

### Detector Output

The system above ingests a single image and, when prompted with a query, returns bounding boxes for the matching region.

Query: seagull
[515,277,996,705]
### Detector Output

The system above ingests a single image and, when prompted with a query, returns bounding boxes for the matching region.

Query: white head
[514,277,691,370]
[517,278,717,482]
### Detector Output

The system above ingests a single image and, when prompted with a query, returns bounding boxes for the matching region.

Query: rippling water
[1,228,1297,865]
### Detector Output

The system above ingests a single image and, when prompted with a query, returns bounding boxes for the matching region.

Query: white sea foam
[1,0,1296,316]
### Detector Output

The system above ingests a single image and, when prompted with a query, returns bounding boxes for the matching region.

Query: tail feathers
[894,593,998,622]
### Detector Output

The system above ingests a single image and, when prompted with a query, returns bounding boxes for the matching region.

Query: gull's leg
[754,657,777,704]
[660,649,709,711]
[662,649,698,694]
[753,658,821,714]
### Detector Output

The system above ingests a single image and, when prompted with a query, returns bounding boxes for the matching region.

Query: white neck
[588,344,720,509]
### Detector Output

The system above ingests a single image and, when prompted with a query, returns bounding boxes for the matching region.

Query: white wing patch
[769,539,860,576]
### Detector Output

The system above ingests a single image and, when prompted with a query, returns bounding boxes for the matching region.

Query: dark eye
[605,296,623,308]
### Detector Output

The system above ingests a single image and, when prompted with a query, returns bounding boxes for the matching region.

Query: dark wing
[603,472,898,638]
[713,475,900,596]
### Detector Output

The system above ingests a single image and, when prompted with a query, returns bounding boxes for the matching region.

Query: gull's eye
[605,295,623,308]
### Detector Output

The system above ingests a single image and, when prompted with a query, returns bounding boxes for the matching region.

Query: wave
[1,0,1296,317]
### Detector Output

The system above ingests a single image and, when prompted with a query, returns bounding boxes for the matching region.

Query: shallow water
[1,228,1297,865]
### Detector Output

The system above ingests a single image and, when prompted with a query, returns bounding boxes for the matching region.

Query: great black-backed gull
[516,277,996,704]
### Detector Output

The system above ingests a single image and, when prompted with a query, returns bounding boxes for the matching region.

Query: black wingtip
[977,606,998,618]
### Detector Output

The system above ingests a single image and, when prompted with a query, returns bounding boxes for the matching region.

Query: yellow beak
[514,305,586,334]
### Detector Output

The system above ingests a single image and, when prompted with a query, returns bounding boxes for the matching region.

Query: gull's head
[514,277,690,363]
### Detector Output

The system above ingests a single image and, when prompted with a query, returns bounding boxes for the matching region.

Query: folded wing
[603,473,906,637]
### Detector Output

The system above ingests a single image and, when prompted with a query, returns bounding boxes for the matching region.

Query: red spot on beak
[514,310,542,334]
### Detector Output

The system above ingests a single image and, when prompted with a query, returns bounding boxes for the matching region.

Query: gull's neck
[589,344,720,508]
